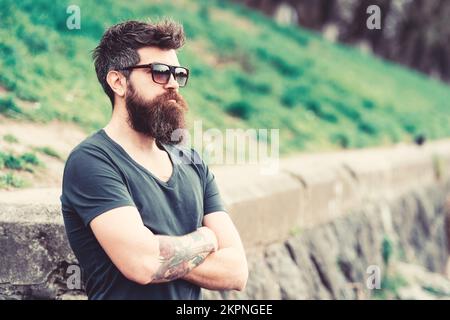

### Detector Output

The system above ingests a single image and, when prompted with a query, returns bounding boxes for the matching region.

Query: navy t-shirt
[60,129,226,300]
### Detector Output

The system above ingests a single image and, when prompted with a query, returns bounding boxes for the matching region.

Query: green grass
[382,235,394,266]
[34,146,63,160]
[0,150,42,188]
[1,0,450,155]
[0,151,41,172]
[372,274,409,300]
[3,134,19,144]
[0,172,27,188]
[372,234,410,299]
[422,285,450,298]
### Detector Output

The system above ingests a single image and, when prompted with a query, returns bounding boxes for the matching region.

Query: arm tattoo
[151,230,215,283]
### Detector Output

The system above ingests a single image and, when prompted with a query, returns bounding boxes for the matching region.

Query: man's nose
[164,73,179,91]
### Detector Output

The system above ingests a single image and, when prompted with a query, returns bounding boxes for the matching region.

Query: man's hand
[182,212,248,291]
[151,227,217,283]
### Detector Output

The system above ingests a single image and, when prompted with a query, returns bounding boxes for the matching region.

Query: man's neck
[103,105,160,154]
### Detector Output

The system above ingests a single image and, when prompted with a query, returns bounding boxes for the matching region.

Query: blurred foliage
[34,146,63,160]
[0,150,41,171]
[0,0,450,154]
[372,273,408,300]
[0,149,41,187]
[3,134,19,144]
[382,235,394,266]
[0,172,27,188]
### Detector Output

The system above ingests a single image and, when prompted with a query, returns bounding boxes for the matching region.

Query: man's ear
[106,70,127,98]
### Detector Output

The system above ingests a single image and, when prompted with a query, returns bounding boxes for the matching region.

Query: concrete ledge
[214,165,302,246]
[0,203,74,285]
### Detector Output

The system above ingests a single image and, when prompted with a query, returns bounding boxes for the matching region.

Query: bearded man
[60,19,248,300]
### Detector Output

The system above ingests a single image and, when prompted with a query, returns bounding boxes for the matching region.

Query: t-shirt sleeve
[203,163,227,215]
[190,149,227,215]
[62,146,136,227]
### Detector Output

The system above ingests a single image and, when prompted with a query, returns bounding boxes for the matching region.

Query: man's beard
[125,83,188,145]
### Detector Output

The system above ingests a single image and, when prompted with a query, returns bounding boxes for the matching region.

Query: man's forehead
[137,47,180,66]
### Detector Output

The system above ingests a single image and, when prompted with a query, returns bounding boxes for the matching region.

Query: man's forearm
[182,247,248,291]
[151,229,216,283]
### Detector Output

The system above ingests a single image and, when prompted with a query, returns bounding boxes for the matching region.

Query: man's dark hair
[92,19,185,107]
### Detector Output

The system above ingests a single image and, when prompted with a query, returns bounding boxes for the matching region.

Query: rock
[286,233,333,300]
[393,262,450,297]
[396,285,437,300]
[264,243,310,299]
[241,249,282,299]
[59,293,87,300]
[202,289,223,300]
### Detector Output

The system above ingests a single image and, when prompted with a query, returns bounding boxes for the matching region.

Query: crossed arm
[90,206,248,291]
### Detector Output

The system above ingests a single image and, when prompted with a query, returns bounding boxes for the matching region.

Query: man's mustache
[156,90,183,104]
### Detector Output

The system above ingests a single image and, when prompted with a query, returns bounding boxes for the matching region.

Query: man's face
[125,47,189,144]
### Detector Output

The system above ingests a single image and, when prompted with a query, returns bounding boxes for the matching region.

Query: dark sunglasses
[120,62,189,87]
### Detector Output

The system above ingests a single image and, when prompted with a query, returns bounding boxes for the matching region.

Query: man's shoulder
[65,129,110,165]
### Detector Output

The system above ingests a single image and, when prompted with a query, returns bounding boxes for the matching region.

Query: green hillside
[1,0,450,155]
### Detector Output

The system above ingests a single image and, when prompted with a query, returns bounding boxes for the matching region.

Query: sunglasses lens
[150,64,189,86]
[151,64,171,84]
[174,68,189,87]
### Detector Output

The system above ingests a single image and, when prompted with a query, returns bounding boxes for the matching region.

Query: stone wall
[205,182,450,299]
[1,139,450,299]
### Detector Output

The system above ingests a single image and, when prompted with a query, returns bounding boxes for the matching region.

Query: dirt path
[0,115,88,189]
